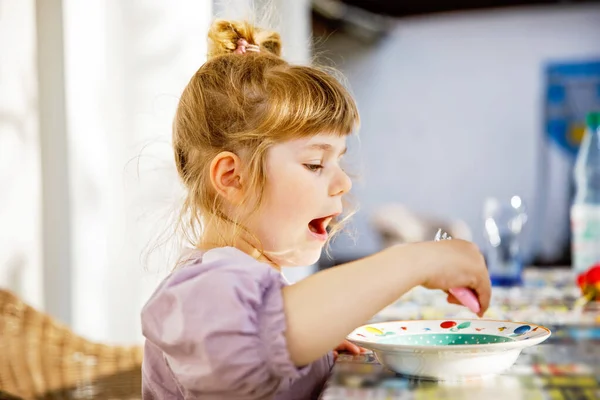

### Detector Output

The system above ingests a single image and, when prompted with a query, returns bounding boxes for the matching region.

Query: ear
[209,151,244,205]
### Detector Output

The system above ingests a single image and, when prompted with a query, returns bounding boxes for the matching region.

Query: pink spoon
[434,229,481,314]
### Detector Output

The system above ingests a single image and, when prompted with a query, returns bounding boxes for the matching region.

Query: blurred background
[1,0,599,345]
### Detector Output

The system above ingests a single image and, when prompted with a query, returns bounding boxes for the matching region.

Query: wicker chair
[0,289,143,399]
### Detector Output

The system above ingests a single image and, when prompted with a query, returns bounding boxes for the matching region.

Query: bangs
[255,64,360,140]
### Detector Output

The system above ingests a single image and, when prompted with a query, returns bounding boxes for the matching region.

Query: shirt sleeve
[141,262,308,398]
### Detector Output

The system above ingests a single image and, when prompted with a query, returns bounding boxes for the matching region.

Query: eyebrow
[306,143,348,156]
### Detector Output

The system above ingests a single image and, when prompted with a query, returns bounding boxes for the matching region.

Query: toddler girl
[141,19,491,400]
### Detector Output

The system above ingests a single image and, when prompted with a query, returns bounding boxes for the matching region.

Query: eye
[304,164,324,172]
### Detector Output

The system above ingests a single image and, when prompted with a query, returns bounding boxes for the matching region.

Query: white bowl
[347,319,551,381]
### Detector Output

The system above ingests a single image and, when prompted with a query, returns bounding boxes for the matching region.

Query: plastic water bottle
[571,111,600,274]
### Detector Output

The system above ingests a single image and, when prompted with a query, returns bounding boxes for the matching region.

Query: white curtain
[0,0,42,309]
[60,0,213,343]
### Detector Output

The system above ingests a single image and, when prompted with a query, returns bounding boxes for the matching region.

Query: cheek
[273,175,315,210]
[266,165,314,199]
[264,187,306,222]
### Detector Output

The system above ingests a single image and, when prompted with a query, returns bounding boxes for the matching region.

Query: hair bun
[207,19,282,59]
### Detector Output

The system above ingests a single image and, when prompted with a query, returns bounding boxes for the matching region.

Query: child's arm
[282,239,491,366]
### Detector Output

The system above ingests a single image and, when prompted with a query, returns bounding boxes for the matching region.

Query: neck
[197,219,281,271]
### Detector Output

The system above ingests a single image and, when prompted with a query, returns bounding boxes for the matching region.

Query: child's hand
[333,340,368,360]
[415,239,491,317]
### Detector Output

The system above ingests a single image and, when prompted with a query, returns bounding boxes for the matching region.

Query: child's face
[246,133,352,267]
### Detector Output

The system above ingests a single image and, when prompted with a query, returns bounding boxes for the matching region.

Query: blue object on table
[483,196,528,286]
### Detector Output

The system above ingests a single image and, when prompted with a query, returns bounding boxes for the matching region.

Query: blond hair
[173,19,359,254]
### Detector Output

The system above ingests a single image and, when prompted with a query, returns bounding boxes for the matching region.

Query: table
[1,269,597,399]
[321,268,600,399]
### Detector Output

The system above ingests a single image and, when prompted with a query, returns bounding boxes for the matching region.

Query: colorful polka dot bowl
[347,319,551,381]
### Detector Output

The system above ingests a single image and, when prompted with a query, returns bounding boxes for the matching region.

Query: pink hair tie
[234,38,260,54]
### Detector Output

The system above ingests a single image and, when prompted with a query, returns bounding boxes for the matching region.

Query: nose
[329,166,352,197]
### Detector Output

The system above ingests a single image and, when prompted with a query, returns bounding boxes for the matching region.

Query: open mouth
[308,215,335,239]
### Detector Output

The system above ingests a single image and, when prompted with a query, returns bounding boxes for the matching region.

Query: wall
[323,5,600,263]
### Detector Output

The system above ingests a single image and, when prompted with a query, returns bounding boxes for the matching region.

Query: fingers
[475,280,491,317]
[335,340,367,355]
[464,248,491,317]
[446,292,461,305]
[471,274,491,317]
[342,340,361,354]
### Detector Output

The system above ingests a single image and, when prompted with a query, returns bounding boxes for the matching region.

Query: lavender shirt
[141,247,334,399]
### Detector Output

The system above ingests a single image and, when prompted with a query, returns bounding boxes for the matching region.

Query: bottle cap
[586,112,600,130]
